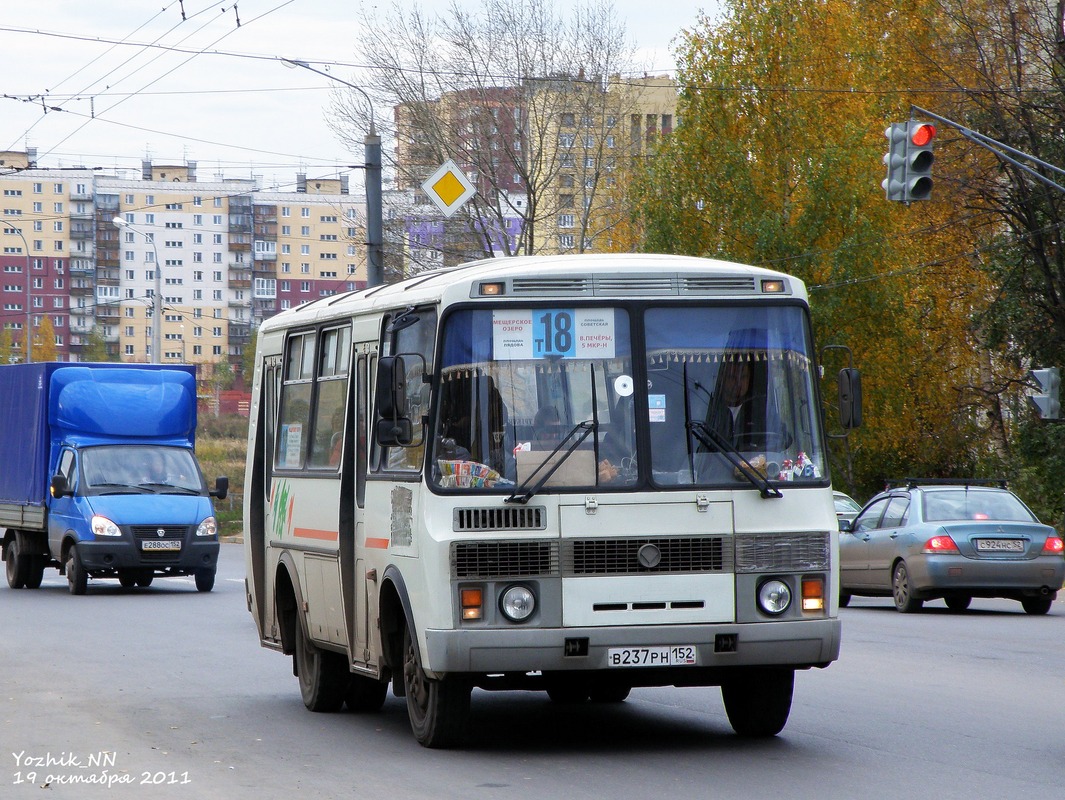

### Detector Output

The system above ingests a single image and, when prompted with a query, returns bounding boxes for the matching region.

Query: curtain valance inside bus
[644,305,812,368]
[439,308,632,373]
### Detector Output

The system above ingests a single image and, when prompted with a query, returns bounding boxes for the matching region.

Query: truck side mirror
[211,476,229,500]
[838,368,862,429]
[50,474,72,498]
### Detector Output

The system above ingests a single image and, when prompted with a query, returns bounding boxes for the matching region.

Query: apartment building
[0,153,368,373]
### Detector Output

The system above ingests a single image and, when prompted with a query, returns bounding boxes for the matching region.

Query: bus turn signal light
[461,587,483,620]
[801,577,824,611]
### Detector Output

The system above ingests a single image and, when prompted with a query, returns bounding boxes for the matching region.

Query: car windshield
[81,446,205,494]
[429,302,827,495]
[922,489,1037,522]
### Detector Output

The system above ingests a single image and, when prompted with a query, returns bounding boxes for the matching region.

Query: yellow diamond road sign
[422,160,476,218]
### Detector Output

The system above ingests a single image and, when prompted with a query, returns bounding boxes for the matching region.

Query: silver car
[839,481,1065,614]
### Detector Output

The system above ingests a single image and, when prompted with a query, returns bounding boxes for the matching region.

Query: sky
[1,0,718,192]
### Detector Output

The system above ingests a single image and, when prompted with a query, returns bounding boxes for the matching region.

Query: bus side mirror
[838,368,862,429]
[375,356,414,446]
[211,476,229,500]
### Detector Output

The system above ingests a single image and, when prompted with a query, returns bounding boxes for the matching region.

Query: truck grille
[130,525,189,563]
[563,537,730,575]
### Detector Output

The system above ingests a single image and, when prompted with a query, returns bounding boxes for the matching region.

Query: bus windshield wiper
[505,420,596,505]
[687,421,783,499]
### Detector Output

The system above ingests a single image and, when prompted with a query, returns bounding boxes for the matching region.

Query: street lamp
[6,226,32,363]
[112,217,162,364]
[281,58,384,287]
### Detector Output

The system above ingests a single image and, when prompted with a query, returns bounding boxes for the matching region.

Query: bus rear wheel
[721,668,794,737]
[294,615,347,712]
[401,624,470,748]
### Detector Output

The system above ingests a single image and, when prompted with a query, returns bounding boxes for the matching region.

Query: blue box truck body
[0,363,227,593]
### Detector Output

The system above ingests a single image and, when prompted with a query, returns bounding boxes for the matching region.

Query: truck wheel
[294,615,347,712]
[721,668,794,737]
[402,623,470,748]
[66,546,88,595]
[5,538,28,589]
[24,555,45,589]
[194,568,216,593]
[118,570,137,589]
[135,570,154,588]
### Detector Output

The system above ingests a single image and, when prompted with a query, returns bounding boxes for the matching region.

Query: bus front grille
[451,540,559,579]
[734,531,830,573]
[453,506,547,532]
[563,537,731,575]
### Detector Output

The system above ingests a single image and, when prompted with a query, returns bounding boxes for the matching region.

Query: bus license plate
[607,645,697,668]
[141,540,182,551]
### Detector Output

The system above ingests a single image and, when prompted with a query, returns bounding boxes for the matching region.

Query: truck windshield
[428,303,826,493]
[81,446,205,495]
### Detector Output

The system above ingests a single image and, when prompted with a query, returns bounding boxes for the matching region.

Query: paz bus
[242,253,861,747]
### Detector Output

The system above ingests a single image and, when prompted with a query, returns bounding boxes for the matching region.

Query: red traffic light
[910,123,936,147]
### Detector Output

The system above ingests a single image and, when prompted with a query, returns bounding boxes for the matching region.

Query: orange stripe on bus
[293,527,339,541]
[364,537,390,549]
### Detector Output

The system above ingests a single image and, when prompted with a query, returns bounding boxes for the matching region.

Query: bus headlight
[196,516,218,537]
[757,579,792,616]
[499,585,536,622]
[90,515,122,537]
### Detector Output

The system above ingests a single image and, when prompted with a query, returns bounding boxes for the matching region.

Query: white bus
[243,253,860,747]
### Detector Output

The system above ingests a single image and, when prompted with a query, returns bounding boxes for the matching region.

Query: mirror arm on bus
[687,421,783,499]
[505,420,596,505]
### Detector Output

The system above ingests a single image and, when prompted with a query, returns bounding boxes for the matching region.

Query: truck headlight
[757,579,792,616]
[91,515,122,537]
[196,516,218,537]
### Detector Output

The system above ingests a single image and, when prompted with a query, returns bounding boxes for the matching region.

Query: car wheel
[839,592,851,608]
[1021,596,1053,616]
[721,668,794,737]
[66,545,88,595]
[589,685,631,703]
[892,561,923,613]
[944,595,971,612]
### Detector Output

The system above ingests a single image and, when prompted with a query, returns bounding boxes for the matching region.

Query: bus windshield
[429,303,825,493]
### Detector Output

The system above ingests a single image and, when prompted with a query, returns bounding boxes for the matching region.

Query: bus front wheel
[401,624,470,748]
[721,668,794,737]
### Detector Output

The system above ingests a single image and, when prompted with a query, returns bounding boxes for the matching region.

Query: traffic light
[882,123,908,202]
[882,120,936,202]
[904,120,935,201]
[1029,367,1061,420]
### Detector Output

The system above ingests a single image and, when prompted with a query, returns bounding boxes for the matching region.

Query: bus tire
[5,538,28,589]
[294,615,347,713]
[66,545,88,595]
[345,675,388,712]
[721,668,793,737]
[402,624,470,748]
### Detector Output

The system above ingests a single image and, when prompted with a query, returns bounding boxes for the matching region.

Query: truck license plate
[606,645,697,668]
[142,540,182,551]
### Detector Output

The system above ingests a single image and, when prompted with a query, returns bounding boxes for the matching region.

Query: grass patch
[196,415,249,534]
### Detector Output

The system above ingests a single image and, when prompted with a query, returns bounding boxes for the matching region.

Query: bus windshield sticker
[491,308,616,360]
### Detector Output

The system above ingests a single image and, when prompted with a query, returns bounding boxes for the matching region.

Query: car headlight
[499,584,536,622]
[90,515,122,537]
[196,516,218,537]
[757,579,792,616]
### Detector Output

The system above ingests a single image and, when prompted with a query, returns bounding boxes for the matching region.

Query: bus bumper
[423,617,840,676]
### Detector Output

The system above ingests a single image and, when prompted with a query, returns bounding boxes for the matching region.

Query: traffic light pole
[911,105,1065,196]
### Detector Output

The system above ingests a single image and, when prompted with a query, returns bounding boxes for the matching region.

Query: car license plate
[606,645,697,668]
[141,540,182,551]
[975,539,1024,553]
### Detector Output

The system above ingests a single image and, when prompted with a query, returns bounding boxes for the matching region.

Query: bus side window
[377,307,437,472]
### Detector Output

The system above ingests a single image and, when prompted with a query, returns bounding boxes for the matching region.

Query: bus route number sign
[534,309,576,358]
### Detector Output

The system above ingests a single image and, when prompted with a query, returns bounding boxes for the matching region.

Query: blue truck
[0,363,228,594]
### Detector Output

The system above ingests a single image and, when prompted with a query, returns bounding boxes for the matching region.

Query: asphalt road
[2,543,1061,799]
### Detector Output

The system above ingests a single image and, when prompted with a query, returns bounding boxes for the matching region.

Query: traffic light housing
[882,120,936,202]
[1029,367,1061,420]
